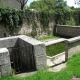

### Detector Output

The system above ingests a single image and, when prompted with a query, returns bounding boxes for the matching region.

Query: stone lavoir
[0,35,46,77]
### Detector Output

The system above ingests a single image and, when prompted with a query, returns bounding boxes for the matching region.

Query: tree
[16,0,28,10]
[29,0,67,12]
[28,1,48,11]
[55,0,67,9]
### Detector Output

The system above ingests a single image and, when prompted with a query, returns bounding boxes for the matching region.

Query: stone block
[5,38,18,48]
[36,64,46,70]
[35,55,47,66]
[34,44,46,56]
[1,63,12,76]
[3,52,10,65]
[0,48,10,65]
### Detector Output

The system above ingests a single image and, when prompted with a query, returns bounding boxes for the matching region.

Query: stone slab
[44,38,66,46]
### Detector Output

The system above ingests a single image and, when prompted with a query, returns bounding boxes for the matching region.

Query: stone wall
[56,25,80,37]
[17,21,54,38]
[0,21,54,38]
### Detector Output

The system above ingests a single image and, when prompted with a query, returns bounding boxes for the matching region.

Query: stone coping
[47,52,65,59]
[19,35,43,46]
[0,35,44,46]
[0,48,8,53]
[66,36,80,43]
[57,25,80,28]
[44,38,66,46]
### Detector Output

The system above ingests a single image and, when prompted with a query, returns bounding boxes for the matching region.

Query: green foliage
[29,0,67,12]
[39,11,49,29]
[0,7,25,34]
[46,42,65,56]
[28,1,48,11]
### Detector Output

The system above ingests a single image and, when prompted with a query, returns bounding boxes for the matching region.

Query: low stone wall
[56,25,80,37]
[44,38,66,46]
[65,36,80,61]
[44,36,80,62]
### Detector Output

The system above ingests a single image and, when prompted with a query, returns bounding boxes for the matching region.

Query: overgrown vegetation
[1,53,80,80]
[46,42,65,56]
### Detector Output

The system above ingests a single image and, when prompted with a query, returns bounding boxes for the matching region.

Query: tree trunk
[21,5,24,10]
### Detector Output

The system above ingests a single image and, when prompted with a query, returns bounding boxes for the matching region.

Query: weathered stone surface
[19,35,47,70]
[56,25,80,37]
[44,38,66,46]
[1,63,12,76]
[34,44,46,56]
[19,35,43,45]
[36,64,47,70]
[0,53,3,65]
[0,36,18,48]
[0,40,6,48]
[0,48,10,65]
[0,72,1,77]
[35,55,46,66]
[5,38,18,48]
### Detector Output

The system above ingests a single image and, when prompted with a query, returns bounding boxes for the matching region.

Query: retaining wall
[0,21,54,38]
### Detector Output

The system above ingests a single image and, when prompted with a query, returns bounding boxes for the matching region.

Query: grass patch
[37,35,58,41]
[46,42,65,56]
[1,53,80,80]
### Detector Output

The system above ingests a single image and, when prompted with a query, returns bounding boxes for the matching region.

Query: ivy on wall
[0,8,25,34]
[0,7,80,36]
